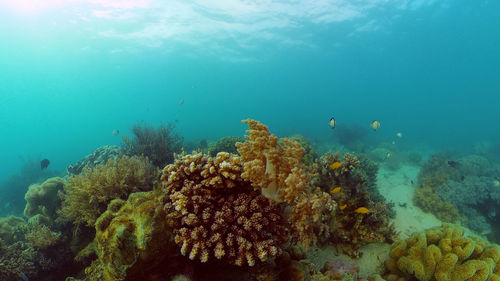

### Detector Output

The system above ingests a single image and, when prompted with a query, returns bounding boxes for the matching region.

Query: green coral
[24,177,65,224]
[414,186,460,222]
[58,156,158,227]
[69,191,177,281]
[384,223,500,281]
[208,136,244,156]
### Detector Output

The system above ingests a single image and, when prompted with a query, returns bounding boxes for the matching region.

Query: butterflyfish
[396,132,402,138]
[328,117,336,129]
[370,120,381,131]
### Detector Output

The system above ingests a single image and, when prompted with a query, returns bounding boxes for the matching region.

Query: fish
[354,207,370,214]
[40,159,50,170]
[328,117,336,129]
[329,162,342,170]
[330,187,342,194]
[494,180,500,187]
[370,120,381,131]
[178,99,184,105]
[447,160,460,168]
[489,208,496,218]
[396,132,403,138]
[112,129,120,136]
[386,152,392,159]
[392,140,396,145]
[339,204,347,210]
[410,180,414,185]
[19,272,29,281]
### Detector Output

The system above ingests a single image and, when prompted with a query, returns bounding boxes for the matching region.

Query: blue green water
[0,0,499,200]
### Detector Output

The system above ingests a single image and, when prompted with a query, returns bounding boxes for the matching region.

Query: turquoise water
[1,0,499,180]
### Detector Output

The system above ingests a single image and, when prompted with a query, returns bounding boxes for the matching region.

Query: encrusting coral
[58,155,158,227]
[236,119,335,248]
[383,223,500,281]
[161,152,288,266]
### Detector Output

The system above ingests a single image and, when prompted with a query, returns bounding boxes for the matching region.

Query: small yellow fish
[392,140,396,145]
[339,204,347,210]
[141,153,144,156]
[354,207,370,214]
[386,152,392,159]
[370,120,381,131]
[396,132,403,138]
[330,187,342,194]
[329,162,342,170]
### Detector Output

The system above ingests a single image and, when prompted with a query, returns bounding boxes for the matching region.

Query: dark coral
[66,145,124,176]
[122,122,183,168]
[208,136,244,156]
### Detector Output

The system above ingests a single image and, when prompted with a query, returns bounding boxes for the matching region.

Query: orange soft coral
[236,119,335,247]
[161,152,288,266]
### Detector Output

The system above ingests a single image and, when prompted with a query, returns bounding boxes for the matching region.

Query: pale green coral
[58,156,158,227]
[384,224,500,281]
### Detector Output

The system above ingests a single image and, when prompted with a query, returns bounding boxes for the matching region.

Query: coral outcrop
[236,119,335,247]
[58,156,158,227]
[383,223,500,281]
[316,152,395,257]
[76,191,177,281]
[66,145,124,176]
[24,177,65,224]
[122,123,183,168]
[208,136,244,156]
[161,152,288,266]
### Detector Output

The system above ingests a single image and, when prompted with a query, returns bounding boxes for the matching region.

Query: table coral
[161,152,288,266]
[236,119,335,247]
[383,223,500,281]
[58,155,158,227]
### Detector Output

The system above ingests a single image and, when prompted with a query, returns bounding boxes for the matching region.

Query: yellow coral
[58,156,158,227]
[384,224,500,281]
[236,119,335,247]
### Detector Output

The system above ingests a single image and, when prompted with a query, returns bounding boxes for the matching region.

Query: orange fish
[354,207,370,214]
[330,187,342,194]
[339,204,347,210]
[329,162,342,170]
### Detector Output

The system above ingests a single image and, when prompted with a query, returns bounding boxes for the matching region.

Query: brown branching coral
[161,152,288,266]
[25,220,61,250]
[316,152,395,257]
[235,119,335,248]
[58,155,158,227]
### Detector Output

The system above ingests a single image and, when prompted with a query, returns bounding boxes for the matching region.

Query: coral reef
[289,134,319,166]
[316,152,395,257]
[122,122,183,168]
[161,152,288,266]
[414,186,460,223]
[0,216,26,245]
[24,220,61,250]
[383,223,500,281]
[24,177,65,224]
[236,119,335,247]
[67,145,124,176]
[73,191,177,281]
[58,155,158,227]
[208,136,244,156]
[321,259,359,280]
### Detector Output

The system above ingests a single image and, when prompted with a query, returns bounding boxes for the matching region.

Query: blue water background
[0,0,498,189]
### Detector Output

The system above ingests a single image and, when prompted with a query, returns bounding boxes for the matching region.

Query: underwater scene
[1,1,500,280]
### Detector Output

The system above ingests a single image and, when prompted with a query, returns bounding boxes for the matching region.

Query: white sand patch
[377,164,442,239]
